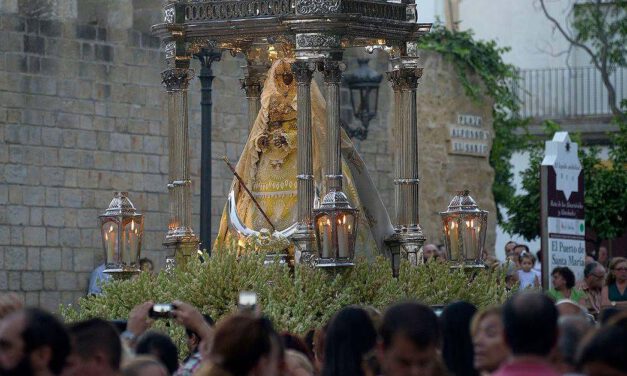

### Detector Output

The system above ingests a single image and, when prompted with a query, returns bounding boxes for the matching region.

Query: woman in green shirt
[601,257,627,309]
[547,266,586,305]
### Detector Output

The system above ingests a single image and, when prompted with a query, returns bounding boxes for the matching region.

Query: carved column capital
[240,77,263,97]
[321,60,345,84]
[194,47,222,70]
[240,64,267,98]
[292,61,316,84]
[387,67,423,91]
[162,68,195,92]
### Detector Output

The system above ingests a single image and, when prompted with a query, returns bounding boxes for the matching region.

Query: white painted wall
[457,0,584,69]
[417,0,438,24]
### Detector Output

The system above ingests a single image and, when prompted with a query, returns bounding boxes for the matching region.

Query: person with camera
[175,313,214,376]
[122,301,214,374]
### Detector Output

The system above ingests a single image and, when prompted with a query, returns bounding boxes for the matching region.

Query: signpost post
[540,132,585,289]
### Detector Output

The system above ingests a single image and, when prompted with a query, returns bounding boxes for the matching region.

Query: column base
[164,229,200,267]
[291,223,316,265]
[394,225,426,266]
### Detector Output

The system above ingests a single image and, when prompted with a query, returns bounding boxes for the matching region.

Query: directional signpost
[540,132,586,289]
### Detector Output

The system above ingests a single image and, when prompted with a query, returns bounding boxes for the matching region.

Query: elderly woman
[547,267,586,306]
[601,257,627,309]
[470,307,511,375]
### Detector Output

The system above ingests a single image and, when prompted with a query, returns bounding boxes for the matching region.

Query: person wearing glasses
[601,257,627,309]
[576,261,606,318]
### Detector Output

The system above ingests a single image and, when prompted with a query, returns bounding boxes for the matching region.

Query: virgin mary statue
[214,58,394,257]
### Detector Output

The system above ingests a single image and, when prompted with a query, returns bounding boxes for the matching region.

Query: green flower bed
[62,250,511,335]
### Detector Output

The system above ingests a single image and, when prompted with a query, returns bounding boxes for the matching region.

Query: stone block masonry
[0,1,250,311]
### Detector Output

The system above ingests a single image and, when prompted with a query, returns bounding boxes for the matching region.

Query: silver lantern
[440,190,488,267]
[99,192,144,279]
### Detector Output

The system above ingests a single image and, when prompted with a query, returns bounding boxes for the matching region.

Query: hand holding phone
[149,303,175,319]
[238,291,257,313]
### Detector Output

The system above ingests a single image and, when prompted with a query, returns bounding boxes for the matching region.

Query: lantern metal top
[100,192,142,218]
[343,58,383,88]
[440,190,485,215]
[318,191,356,211]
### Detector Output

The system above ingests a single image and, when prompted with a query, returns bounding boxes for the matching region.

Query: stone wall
[0,0,249,310]
[0,0,495,311]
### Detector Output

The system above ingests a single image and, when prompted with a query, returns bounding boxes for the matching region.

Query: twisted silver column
[322,60,344,193]
[291,60,317,259]
[161,67,199,262]
[387,64,425,262]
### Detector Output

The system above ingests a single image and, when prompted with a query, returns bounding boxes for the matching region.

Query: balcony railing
[513,66,626,120]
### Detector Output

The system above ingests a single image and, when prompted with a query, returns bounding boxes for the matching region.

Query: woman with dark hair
[547,266,585,305]
[601,257,627,309]
[471,307,510,375]
[281,332,314,363]
[135,331,179,375]
[440,301,479,376]
[321,307,377,376]
[196,313,282,376]
[577,312,627,375]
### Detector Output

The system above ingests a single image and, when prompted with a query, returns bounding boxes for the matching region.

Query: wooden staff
[222,156,276,232]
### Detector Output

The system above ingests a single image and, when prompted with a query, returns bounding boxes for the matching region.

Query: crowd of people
[1,243,626,376]
[493,241,627,318]
[0,290,626,376]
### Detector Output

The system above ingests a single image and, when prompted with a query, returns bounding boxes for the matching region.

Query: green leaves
[503,109,627,243]
[572,2,627,70]
[62,250,511,342]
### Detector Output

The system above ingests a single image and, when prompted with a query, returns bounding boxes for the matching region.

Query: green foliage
[502,109,627,243]
[582,113,627,243]
[417,24,526,223]
[62,250,511,353]
[572,1,627,71]
[502,147,543,241]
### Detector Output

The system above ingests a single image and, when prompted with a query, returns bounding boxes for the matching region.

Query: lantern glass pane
[350,88,360,115]
[317,214,332,259]
[101,221,118,265]
[368,87,379,116]
[336,212,353,259]
[461,215,482,261]
[122,218,141,266]
[448,218,461,261]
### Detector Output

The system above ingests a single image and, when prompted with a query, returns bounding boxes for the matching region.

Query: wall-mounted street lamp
[342,58,382,141]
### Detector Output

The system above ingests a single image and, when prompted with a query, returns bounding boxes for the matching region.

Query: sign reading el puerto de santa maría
[540,132,585,289]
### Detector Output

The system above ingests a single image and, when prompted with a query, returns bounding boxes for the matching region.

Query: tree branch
[538,0,602,71]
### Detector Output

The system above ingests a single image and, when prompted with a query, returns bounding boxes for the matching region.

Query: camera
[238,291,257,312]
[149,303,175,319]
[431,305,445,317]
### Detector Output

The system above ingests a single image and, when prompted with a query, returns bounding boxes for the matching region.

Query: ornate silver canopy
[152,0,431,61]
[152,0,432,269]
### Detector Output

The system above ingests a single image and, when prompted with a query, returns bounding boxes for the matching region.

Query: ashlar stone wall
[0,1,249,310]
